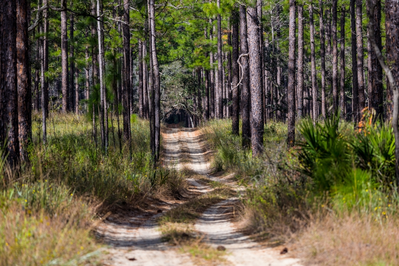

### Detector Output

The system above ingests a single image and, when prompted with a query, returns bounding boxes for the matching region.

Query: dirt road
[100,127,301,266]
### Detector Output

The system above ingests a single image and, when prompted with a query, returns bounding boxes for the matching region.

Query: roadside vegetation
[204,113,399,266]
[0,113,185,266]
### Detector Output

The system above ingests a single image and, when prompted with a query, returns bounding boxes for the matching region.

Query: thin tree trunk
[85,41,90,112]
[309,4,318,121]
[340,7,346,115]
[287,0,296,146]
[138,40,143,118]
[42,0,48,141]
[351,0,359,122]
[240,5,251,148]
[356,0,365,115]
[216,0,223,119]
[70,9,75,112]
[209,21,215,119]
[123,0,131,141]
[197,68,203,123]
[232,7,239,135]
[319,0,326,118]
[75,69,79,113]
[297,4,304,119]
[247,6,264,156]
[332,0,339,112]
[17,0,30,162]
[61,0,68,112]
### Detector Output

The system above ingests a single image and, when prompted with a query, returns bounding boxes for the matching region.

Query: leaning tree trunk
[287,0,296,146]
[123,0,131,141]
[332,0,339,112]
[240,5,251,148]
[2,0,19,166]
[247,5,264,156]
[309,4,318,121]
[319,0,326,118]
[17,0,31,162]
[149,0,160,161]
[356,0,365,115]
[216,0,223,119]
[231,7,239,135]
[340,7,346,115]
[297,4,304,119]
[61,0,68,113]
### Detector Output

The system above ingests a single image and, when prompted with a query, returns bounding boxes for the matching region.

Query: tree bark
[209,21,215,119]
[287,0,296,146]
[17,0,30,162]
[123,0,131,141]
[340,7,346,115]
[61,0,68,113]
[356,0,365,115]
[70,9,75,112]
[138,39,143,118]
[332,0,339,112]
[351,0,359,122]
[240,5,251,148]
[247,6,264,156]
[297,5,304,119]
[309,4,318,121]
[2,0,19,165]
[319,0,326,118]
[232,7,239,135]
[216,0,223,119]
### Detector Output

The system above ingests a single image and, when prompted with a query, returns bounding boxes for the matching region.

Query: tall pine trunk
[332,0,339,112]
[340,7,346,115]
[309,4,318,121]
[123,0,131,141]
[61,0,68,113]
[216,0,223,119]
[287,0,296,146]
[319,0,326,117]
[351,0,359,122]
[247,6,264,156]
[231,8,239,135]
[240,5,250,148]
[356,0,365,115]
[297,5,304,119]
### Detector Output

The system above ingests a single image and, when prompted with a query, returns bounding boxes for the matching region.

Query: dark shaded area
[163,109,193,128]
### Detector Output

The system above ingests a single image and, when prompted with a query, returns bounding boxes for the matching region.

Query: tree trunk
[297,5,304,119]
[97,0,107,151]
[85,39,90,112]
[123,0,131,141]
[2,0,19,166]
[351,0,359,122]
[319,0,326,118]
[216,0,223,119]
[209,21,215,119]
[340,7,346,115]
[287,0,296,146]
[332,0,339,112]
[368,0,383,117]
[138,39,143,118]
[41,0,48,143]
[240,5,251,148]
[309,4,318,121]
[61,0,68,113]
[75,69,79,113]
[70,9,75,112]
[247,6,264,156]
[17,0,30,162]
[143,40,149,119]
[197,68,203,123]
[356,0,365,115]
[232,7,239,135]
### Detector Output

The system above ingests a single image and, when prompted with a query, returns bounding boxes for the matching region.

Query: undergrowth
[0,112,183,266]
[204,116,399,266]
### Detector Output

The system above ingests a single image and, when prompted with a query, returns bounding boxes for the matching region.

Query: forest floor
[98,127,301,266]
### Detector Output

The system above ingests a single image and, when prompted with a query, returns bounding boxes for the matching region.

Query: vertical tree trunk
[319,0,326,118]
[149,0,160,161]
[356,0,365,115]
[17,0,30,162]
[240,5,251,148]
[75,69,79,113]
[257,0,264,124]
[340,7,346,115]
[287,0,296,146]
[97,0,107,151]
[247,6,264,156]
[123,0,131,141]
[368,0,383,117]
[197,68,203,123]
[85,39,90,112]
[216,0,223,119]
[70,9,75,112]
[2,0,19,165]
[209,21,215,118]
[143,40,149,119]
[351,0,359,122]
[42,0,48,142]
[231,7,239,135]
[309,4,318,121]
[297,4,304,119]
[332,0,339,112]
[61,0,68,113]
[138,39,144,118]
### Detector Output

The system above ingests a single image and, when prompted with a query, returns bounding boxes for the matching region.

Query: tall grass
[204,117,399,265]
[0,112,183,265]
